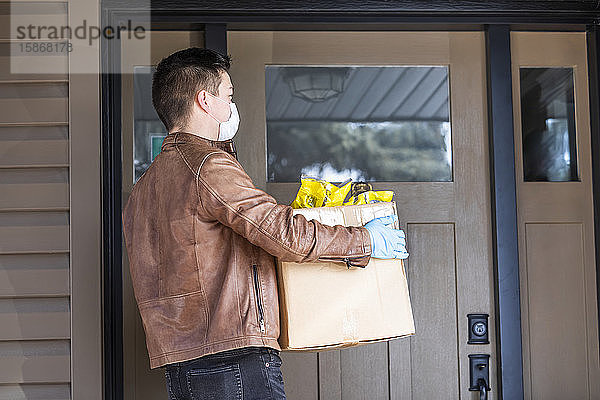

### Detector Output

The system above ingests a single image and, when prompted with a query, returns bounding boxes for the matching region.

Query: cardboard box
[276,202,415,351]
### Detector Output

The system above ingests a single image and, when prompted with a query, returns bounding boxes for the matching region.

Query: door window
[265,66,452,183]
[519,67,578,182]
[133,65,166,183]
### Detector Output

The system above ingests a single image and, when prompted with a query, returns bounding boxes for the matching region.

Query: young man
[121,47,408,400]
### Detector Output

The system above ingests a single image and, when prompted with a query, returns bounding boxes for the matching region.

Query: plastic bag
[344,190,395,205]
[290,176,352,209]
[290,176,326,208]
[291,176,393,208]
[325,179,352,207]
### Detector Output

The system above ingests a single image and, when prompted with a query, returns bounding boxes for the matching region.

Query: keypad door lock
[467,313,489,344]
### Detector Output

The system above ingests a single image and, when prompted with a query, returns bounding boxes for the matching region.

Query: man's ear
[196,90,210,113]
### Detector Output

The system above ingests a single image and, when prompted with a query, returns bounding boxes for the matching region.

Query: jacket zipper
[251,264,266,334]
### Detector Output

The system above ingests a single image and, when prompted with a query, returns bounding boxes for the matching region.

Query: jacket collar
[161,131,238,160]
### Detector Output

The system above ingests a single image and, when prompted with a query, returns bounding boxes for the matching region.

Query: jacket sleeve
[196,151,372,267]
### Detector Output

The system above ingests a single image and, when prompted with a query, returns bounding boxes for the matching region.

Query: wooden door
[120,30,203,400]
[229,31,496,399]
[511,32,600,400]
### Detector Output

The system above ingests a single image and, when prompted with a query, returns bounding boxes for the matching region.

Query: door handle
[469,354,491,400]
[476,377,489,400]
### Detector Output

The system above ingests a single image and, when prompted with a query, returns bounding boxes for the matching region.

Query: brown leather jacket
[121,131,372,369]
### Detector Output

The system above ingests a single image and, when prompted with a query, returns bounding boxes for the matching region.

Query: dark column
[101,16,124,400]
[485,24,525,400]
[205,23,227,55]
[587,25,600,382]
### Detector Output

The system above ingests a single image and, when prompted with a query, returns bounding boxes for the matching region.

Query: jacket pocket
[251,264,266,334]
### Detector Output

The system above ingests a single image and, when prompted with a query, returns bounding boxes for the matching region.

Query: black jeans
[164,346,286,400]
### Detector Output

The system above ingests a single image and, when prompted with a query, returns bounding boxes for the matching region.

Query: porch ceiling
[265,66,450,123]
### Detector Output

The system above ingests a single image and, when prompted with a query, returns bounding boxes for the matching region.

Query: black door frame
[101,3,600,400]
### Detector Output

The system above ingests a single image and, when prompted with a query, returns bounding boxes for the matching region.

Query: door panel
[511,32,600,400]
[407,223,459,399]
[229,31,495,399]
[526,223,587,399]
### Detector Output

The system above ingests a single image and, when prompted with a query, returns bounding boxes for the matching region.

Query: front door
[228,31,496,399]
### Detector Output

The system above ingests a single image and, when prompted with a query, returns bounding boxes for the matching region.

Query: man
[121,47,408,400]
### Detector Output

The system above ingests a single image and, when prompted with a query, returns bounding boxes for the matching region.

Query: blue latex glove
[363,215,409,259]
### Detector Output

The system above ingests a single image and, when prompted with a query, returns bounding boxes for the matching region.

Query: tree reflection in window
[267,120,451,182]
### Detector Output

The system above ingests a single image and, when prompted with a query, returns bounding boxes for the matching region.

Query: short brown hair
[152,47,232,132]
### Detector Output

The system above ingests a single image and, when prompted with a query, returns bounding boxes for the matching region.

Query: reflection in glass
[133,66,167,183]
[520,68,578,182]
[265,66,452,183]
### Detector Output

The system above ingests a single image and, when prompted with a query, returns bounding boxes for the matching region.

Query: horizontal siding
[0,82,68,124]
[0,126,69,166]
[0,211,69,253]
[0,340,70,383]
[0,50,69,81]
[0,383,70,400]
[0,167,69,209]
[0,254,69,297]
[0,298,70,340]
[0,3,71,399]
[0,1,68,81]
[0,3,68,40]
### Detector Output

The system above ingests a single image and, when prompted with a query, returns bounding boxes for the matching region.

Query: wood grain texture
[231,30,495,400]
[340,342,390,399]
[406,223,459,400]
[389,336,411,400]
[512,32,600,400]
[449,32,497,399]
[280,352,318,400]
[525,223,588,399]
[319,349,342,400]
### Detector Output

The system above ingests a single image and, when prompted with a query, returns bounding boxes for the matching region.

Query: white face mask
[205,92,240,141]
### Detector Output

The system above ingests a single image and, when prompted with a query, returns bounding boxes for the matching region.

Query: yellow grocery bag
[291,176,394,209]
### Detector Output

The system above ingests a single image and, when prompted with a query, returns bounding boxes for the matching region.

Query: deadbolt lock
[467,313,489,344]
